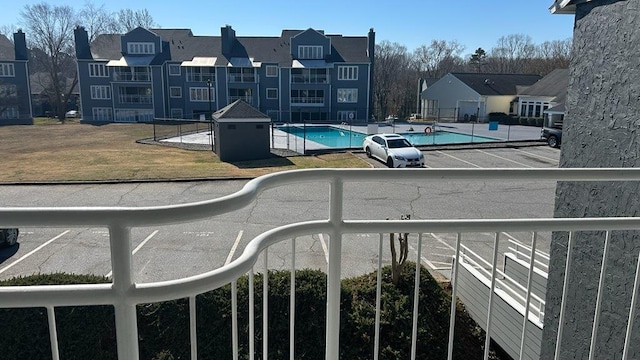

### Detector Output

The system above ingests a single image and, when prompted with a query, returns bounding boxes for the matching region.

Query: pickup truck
[541,127,562,148]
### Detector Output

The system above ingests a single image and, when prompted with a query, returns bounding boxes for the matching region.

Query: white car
[363,133,424,168]
[65,110,80,118]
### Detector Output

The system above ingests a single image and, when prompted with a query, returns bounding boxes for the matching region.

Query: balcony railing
[291,74,328,84]
[290,96,324,105]
[229,95,253,103]
[228,74,256,83]
[118,94,152,104]
[186,73,215,83]
[113,72,151,82]
[2,168,640,360]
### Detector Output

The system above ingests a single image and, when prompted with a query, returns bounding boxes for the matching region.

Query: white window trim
[128,42,155,55]
[298,45,323,59]
[92,107,113,122]
[338,66,358,80]
[89,63,109,77]
[266,88,278,99]
[337,88,358,103]
[90,85,111,100]
[0,63,15,77]
[266,65,278,77]
[189,87,214,102]
[170,86,182,98]
[168,64,181,76]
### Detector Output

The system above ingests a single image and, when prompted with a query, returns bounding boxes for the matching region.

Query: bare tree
[0,25,17,41]
[78,1,118,42]
[114,8,158,33]
[413,40,465,79]
[20,2,78,122]
[489,34,536,73]
[373,41,417,120]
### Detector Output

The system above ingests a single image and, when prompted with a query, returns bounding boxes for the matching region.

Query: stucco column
[541,1,640,359]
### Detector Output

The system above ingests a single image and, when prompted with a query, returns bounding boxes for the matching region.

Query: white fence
[2,168,640,359]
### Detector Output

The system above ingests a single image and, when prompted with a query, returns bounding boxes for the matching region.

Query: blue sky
[2,0,575,57]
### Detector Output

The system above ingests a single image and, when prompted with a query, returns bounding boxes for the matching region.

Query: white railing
[2,168,640,360]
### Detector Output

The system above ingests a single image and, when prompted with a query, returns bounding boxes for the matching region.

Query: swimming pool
[276,125,500,148]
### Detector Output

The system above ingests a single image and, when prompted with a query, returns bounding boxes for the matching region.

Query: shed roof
[213,100,271,122]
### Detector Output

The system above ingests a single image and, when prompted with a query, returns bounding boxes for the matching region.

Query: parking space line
[0,230,70,275]
[408,242,439,270]
[225,230,244,265]
[106,230,158,278]
[436,151,482,167]
[475,149,534,167]
[512,148,559,162]
[318,233,329,264]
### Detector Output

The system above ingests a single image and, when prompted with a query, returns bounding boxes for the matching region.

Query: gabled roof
[0,34,15,60]
[452,73,542,96]
[213,100,270,122]
[518,68,568,101]
[89,27,370,67]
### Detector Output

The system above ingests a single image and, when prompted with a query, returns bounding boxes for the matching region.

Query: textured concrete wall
[540,1,640,359]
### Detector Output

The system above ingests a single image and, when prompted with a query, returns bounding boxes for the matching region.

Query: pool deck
[161,122,544,153]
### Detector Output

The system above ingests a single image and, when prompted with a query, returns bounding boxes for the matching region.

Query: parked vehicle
[0,228,19,247]
[541,127,562,148]
[65,110,80,118]
[363,133,425,168]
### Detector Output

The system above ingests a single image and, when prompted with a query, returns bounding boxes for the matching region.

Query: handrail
[3,168,640,360]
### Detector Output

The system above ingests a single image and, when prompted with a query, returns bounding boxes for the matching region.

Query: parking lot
[0,144,560,283]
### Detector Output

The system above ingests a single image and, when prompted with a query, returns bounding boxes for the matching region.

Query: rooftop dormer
[290,28,330,60]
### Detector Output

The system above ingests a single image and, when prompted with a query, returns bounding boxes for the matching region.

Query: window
[0,84,17,97]
[90,85,111,100]
[291,89,324,104]
[186,67,215,82]
[228,67,255,82]
[266,65,278,77]
[168,64,181,76]
[92,107,113,122]
[266,88,278,99]
[89,63,108,77]
[0,63,15,77]
[190,87,214,102]
[118,87,152,104]
[170,108,183,119]
[127,42,155,55]
[337,89,358,103]
[337,111,356,121]
[170,87,182,98]
[338,66,358,80]
[298,45,323,59]
[519,100,550,117]
[291,68,328,84]
[0,106,18,119]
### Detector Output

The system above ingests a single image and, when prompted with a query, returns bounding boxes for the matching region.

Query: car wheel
[548,136,559,148]
[2,228,19,246]
[365,147,372,158]
[386,157,394,168]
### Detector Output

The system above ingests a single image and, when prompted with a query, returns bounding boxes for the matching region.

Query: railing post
[110,225,139,360]
[325,177,344,360]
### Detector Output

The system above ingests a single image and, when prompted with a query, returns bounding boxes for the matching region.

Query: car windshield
[387,139,412,148]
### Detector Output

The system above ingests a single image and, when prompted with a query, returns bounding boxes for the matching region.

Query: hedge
[0,266,502,359]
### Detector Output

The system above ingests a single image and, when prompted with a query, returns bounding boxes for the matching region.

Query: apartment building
[74,25,375,124]
[0,30,32,125]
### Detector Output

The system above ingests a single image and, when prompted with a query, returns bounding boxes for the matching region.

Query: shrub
[0,267,501,359]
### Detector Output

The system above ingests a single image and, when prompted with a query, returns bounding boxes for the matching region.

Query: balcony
[291,74,328,84]
[113,71,151,82]
[118,94,152,104]
[1,168,640,359]
[186,73,215,83]
[290,96,324,105]
[227,74,256,83]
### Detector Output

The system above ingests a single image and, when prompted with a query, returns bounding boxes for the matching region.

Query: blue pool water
[277,126,499,148]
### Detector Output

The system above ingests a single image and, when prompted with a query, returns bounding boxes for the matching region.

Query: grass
[1,119,369,183]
